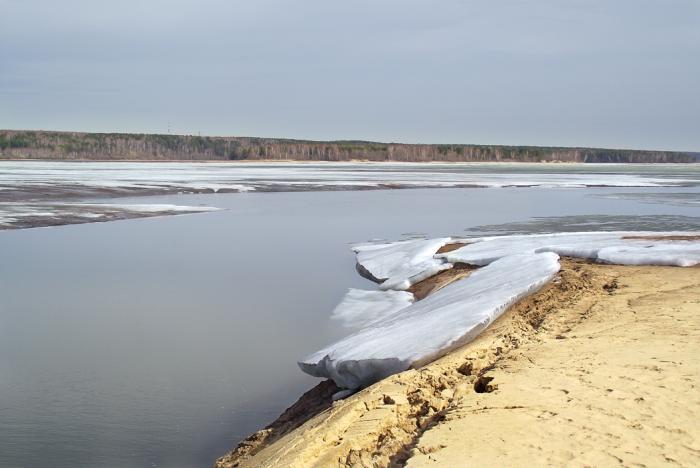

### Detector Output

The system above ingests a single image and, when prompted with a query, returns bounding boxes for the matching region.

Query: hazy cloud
[1,0,698,150]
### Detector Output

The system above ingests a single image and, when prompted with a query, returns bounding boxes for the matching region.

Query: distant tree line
[0,130,695,163]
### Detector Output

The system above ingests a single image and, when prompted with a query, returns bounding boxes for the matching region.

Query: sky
[1,0,698,151]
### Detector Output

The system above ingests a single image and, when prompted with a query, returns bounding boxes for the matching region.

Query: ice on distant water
[353,238,453,290]
[300,252,561,389]
[330,288,414,328]
[71,203,221,213]
[3,161,698,204]
[0,202,221,229]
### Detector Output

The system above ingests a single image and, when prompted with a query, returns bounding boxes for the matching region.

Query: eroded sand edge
[215,259,700,467]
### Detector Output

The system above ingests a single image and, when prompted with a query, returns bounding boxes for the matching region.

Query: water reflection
[1,186,699,468]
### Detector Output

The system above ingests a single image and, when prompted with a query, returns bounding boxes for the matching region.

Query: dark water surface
[1,187,699,468]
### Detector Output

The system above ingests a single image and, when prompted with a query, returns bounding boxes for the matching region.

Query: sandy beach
[215,259,700,467]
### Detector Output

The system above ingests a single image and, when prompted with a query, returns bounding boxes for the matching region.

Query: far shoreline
[1,158,697,165]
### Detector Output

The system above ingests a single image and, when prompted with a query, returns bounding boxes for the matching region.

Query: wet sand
[215,259,700,467]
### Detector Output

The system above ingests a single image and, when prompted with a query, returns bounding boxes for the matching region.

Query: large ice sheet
[301,231,700,389]
[440,232,700,267]
[2,162,697,200]
[353,238,452,290]
[330,288,414,328]
[300,252,561,389]
[3,161,698,230]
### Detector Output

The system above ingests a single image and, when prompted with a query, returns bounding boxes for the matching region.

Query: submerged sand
[215,260,700,467]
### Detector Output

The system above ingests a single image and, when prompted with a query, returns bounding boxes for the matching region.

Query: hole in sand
[474,376,496,393]
[457,362,473,376]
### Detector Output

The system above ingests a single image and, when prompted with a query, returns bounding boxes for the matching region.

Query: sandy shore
[215,259,700,467]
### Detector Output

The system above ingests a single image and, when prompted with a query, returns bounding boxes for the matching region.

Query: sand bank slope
[215,260,700,467]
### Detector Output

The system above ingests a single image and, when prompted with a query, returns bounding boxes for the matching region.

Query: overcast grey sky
[1,0,698,151]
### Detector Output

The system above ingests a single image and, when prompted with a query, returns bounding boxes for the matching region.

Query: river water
[1,164,699,468]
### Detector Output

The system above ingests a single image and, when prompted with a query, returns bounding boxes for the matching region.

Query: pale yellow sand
[215,260,700,468]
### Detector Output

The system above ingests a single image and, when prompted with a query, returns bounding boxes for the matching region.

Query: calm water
[1,185,699,468]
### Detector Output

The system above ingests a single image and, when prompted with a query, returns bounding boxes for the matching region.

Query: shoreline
[215,259,700,467]
[1,158,697,166]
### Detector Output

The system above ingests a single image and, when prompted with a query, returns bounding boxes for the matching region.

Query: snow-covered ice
[300,252,561,389]
[597,244,700,267]
[330,288,414,328]
[301,231,700,389]
[353,238,452,290]
[440,232,700,267]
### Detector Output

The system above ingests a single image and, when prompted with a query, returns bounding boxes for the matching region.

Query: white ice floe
[300,252,561,389]
[330,288,414,328]
[68,203,221,213]
[300,230,700,389]
[440,231,700,267]
[178,182,255,193]
[597,244,700,267]
[353,237,452,290]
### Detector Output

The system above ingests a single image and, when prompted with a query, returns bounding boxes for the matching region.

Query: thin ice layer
[299,252,561,389]
[440,231,700,267]
[70,203,221,213]
[353,238,452,290]
[0,202,221,229]
[330,289,414,328]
